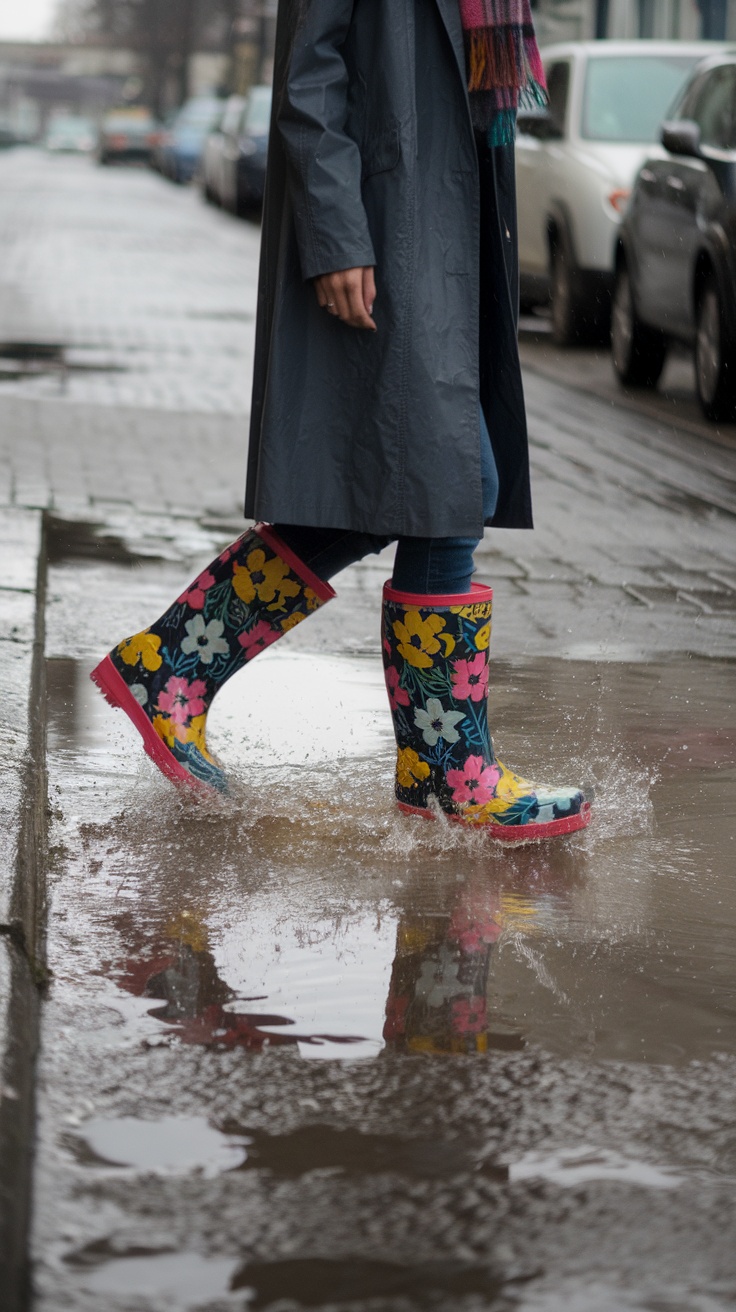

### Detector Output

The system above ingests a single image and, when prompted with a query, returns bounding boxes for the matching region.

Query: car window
[177,100,223,129]
[581,55,699,142]
[690,64,736,150]
[545,62,570,135]
[222,98,245,134]
[244,88,272,134]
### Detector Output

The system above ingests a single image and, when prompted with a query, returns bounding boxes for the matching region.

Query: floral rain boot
[90,524,334,792]
[382,582,591,842]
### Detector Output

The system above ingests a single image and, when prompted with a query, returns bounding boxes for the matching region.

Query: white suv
[515,41,724,344]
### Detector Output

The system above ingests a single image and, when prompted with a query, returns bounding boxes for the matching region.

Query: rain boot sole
[398,799,592,843]
[90,654,214,795]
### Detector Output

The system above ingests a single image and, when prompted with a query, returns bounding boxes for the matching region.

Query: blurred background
[0,0,733,156]
[0,0,277,145]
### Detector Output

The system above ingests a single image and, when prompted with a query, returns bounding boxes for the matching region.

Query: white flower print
[130,682,148,706]
[181,615,230,665]
[414,697,465,747]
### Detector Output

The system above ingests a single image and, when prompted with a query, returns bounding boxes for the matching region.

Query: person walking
[91,0,591,843]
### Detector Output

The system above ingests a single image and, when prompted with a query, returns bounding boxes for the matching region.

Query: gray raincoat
[245,0,533,538]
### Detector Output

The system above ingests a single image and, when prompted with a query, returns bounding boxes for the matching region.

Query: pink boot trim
[398,800,592,843]
[383,580,493,607]
[90,654,211,794]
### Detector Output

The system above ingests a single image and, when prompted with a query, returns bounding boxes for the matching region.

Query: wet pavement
[0,150,735,1310]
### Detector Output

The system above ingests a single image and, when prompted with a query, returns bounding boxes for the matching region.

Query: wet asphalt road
[1,150,735,1312]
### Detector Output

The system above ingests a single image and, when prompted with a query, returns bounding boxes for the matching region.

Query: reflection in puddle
[231,1256,516,1307]
[44,642,736,1066]
[75,1251,239,1303]
[228,1124,505,1181]
[71,1250,517,1308]
[76,1114,247,1175]
[509,1146,683,1190]
[109,885,514,1060]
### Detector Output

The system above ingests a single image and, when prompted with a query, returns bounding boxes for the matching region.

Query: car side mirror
[660,120,701,158]
[517,107,563,141]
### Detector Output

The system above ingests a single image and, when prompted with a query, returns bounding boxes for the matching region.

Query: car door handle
[666,175,685,191]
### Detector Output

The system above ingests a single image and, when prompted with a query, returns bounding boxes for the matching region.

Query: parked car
[45,115,96,154]
[153,95,223,183]
[199,95,247,205]
[219,85,272,214]
[612,51,736,421]
[98,108,162,165]
[516,41,724,344]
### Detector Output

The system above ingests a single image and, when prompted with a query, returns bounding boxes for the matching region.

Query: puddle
[74,1114,248,1175]
[225,1124,506,1180]
[231,1256,519,1306]
[34,546,736,1307]
[43,624,736,1067]
[508,1147,683,1190]
[45,515,164,567]
[67,1249,520,1308]
[75,1251,239,1304]
[0,340,127,383]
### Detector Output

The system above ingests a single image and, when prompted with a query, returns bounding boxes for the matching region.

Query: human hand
[314,266,376,330]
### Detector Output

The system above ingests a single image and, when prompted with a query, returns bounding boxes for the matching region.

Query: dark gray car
[612,52,736,421]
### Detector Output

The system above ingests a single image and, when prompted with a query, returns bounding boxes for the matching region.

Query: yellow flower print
[393,610,455,669]
[152,713,177,747]
[396,747,431,789]
[232,549,301,611]
[118,630,162,671]
[281,612,305,632]
[481,762,534,814]
[304,587,320,612]
[399,926,435,953]
[165,910,209,953]
[450,602,492,621]
[183,714,216,763]
[474,622,491,651]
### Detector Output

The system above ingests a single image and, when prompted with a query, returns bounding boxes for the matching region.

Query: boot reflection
[115,910,300,1051]
[383,885,506,1055]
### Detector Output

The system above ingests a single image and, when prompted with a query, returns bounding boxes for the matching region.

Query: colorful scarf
[458,0,547,145]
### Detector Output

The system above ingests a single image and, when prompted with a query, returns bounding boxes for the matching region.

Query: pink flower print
[385,665,410,710]
[451,996,487,1035]
[177,569,215,611]
[157,676,207,726]
[451,654,488,702]
[238,619,280,659]
[445,755,501,806]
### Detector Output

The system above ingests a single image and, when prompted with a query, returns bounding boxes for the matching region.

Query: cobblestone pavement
[1,149,735,662]
[1,148,736,1312]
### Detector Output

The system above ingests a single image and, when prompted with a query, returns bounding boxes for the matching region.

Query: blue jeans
[275,408,498,595]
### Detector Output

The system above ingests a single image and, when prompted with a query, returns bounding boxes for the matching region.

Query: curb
[0,508,49,1312]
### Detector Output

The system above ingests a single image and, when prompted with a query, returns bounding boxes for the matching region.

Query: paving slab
[0,148,734,1312]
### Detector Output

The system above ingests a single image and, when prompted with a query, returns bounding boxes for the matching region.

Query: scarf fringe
[464,25,547,142]
[466,26,545,96]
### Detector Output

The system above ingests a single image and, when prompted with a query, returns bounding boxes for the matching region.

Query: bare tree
[52,0,243,114]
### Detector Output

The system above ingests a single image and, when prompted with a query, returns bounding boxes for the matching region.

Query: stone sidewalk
[1,147,736,1308]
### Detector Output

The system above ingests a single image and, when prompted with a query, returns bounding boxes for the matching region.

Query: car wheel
[611,262,667,389]
[695,273,736,422]
[550,229,597,346]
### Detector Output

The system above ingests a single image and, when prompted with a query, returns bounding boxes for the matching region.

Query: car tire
[611,262,667,389]
[549,229,592,346]
[695,273,736,422]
